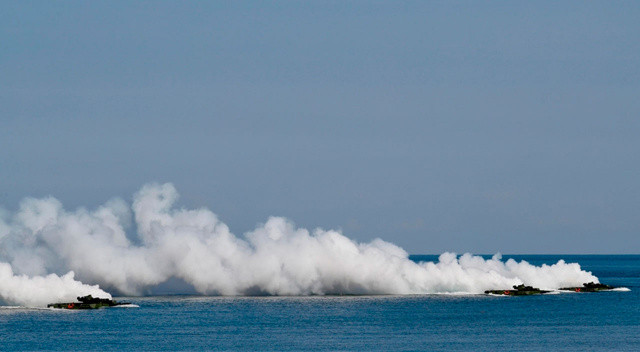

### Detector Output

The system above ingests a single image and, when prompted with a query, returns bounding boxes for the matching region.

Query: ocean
[1,255,638,351]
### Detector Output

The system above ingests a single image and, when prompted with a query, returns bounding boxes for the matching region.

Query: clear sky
[1,1,639,254]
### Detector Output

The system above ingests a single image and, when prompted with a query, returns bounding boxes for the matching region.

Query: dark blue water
[1,255,638,351]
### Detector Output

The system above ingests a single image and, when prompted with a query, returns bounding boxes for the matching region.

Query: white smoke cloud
[0,263,111,307]
[0,183,598,306]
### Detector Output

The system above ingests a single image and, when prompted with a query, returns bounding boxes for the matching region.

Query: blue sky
[1,1,639,253]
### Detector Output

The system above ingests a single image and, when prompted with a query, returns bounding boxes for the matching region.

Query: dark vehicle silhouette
[47,295,130,309]
[559,282,615,292]
[485,284,550,296]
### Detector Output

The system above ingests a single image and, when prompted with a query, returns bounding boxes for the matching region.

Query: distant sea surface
[2,255,638,351]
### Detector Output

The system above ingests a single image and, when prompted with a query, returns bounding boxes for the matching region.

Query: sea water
[1,255,638,351]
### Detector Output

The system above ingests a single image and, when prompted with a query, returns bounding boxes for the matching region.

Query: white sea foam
[113,304,140,308]
[611,287,631,292]
[0,183,600,307]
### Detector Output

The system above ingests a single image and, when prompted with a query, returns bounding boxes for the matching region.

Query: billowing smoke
[0,263,110,307]
[0,183,598,306]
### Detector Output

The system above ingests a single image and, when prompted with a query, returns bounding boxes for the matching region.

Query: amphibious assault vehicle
[559,282,615,292]
[485,284,550,296]
[47,295,129,309]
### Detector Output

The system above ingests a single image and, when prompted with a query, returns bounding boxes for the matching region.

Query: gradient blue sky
[1,1,639,253]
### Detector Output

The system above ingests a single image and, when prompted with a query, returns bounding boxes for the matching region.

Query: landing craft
[485,284,550,296]
[559,282,616,292]
[47,295,130,309]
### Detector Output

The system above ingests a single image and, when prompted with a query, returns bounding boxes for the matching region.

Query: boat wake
[610,287,631,292]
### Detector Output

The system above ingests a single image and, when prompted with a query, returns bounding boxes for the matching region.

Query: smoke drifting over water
[0,183,598,307]
[0,263,110,307]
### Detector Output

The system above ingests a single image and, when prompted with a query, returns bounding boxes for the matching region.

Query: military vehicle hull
[484,289,550,296]
[47,302,119,309]
[47,295,129,309]
[559,282,615,292]
[485,284,550,296]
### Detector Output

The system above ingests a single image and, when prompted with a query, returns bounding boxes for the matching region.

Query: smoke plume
[0,263,110,307]
[0,183,598,306]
